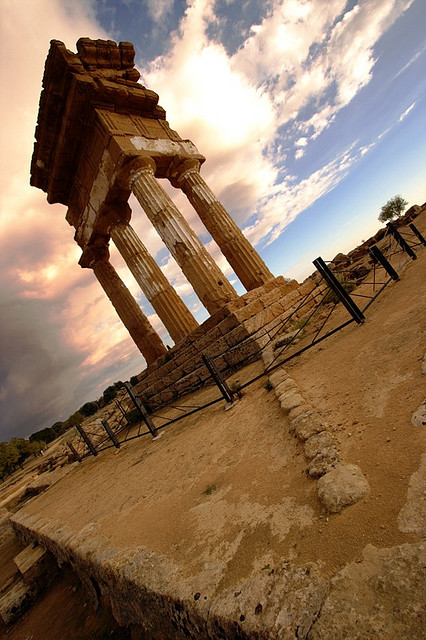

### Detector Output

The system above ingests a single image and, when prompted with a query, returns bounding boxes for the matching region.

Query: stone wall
[133,276,323,409]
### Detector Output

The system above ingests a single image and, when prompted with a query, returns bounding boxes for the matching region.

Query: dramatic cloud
[142,0,415,249]
[0,0,422,439]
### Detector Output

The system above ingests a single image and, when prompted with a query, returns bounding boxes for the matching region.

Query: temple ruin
[31,38,313,401]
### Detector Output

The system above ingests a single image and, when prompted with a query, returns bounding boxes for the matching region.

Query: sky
[0,0,425,441]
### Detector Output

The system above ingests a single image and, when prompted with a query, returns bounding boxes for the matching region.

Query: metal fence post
[387,222,417,260]
[409,223,426,246]
[76,424,98,457]
[368,246,399,281]
[67,441,82,463]
[101,420,120,448]
[124,383,157,437]
[313,257,365,324]
[202,354,234,404]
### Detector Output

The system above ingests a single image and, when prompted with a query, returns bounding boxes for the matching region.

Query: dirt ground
[2,212,425,638]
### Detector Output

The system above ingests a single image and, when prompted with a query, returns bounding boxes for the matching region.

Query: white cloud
[0,0,419,438]
[144,0,174,23]
[141,0,414,252]
[398,101,416,121]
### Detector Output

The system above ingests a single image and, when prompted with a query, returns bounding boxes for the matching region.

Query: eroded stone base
[134,276,320,408]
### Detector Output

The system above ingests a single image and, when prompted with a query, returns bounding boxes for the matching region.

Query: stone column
[170,159,274,291]
[79,246,167,365]
[110,220,199,344]
[126,157,237,315]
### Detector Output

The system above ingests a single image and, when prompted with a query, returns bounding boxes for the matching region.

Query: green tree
[378,195,408,223]
[79,401,99,417]
[0,441,19,478]
[103,385,117,404]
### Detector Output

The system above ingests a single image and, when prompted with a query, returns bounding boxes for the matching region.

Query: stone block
[309,541,426,640]
[158,389,176,405]
[243,308,276,334]
[307,447,341,478]
[269,300,286,318]
[304,431,334,461]
[217,314,242,336]
[317,464,370,513]
[223,340,260,367]
[175,372,202,396]
[224,325,250,347]
[297,278,317,297]
[269,368,289,387]
[200,336,229,359]
[259,287,285,308]
[290,411,323,441]
[281,289,302,310]
[279,392,304,414]
[0,577,38,625]
[14,544,57,584]
[275,378,299,398]
[234,298,264,322]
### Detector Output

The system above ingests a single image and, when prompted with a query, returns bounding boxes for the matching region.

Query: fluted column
[126,157,237,315]
[110,220,199,343]
[170,159,274,291]
[79,246,167,365]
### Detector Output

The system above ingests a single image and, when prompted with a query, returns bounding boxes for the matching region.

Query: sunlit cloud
[0,0,421,439]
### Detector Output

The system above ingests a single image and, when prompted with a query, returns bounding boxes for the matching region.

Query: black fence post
[67,441,82,463]
[313,257,365,324]
[387,222,417,260]
[368,246,399,281]
[124,383,157,437]
[202,354,234,404]
[76,424,98,457]
[409,223,426,246]
[101,420,120,448]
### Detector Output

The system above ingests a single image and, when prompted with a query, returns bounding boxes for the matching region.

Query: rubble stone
[317,464,369,513]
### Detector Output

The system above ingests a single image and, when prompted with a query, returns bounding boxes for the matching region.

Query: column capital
[117,156,157,190]
[78,244,110,269]
[98,201,132,234]
[168,157,201,188]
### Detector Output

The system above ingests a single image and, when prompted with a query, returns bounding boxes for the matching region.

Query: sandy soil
[2,212,425,637]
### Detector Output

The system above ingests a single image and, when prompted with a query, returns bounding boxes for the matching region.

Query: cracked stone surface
[308,542,426,640]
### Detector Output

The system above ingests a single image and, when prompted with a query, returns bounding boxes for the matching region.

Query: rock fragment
[317,464,369,513]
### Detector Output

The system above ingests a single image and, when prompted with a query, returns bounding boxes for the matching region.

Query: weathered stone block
[269,368,289,387]
[0,578,38,625]
[303,431,335,461]
[243,308,276,334]
[14,544,57,584]
[233,298,264,322]
[216,314,242,336]
[223,341,260,367]
[224,325,250,347]
[317,464,369,513]
[275,379,299,398]
[307,447,341,478]
[279,392,304,414]
[309,541,426,640]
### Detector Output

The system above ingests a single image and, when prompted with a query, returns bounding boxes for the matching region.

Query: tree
[0,441,19,478]
[79,401,99,417]
[378,195,408,223]
[103,385,117,404]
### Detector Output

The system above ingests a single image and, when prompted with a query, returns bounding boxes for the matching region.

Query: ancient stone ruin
[31,38,310,390]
